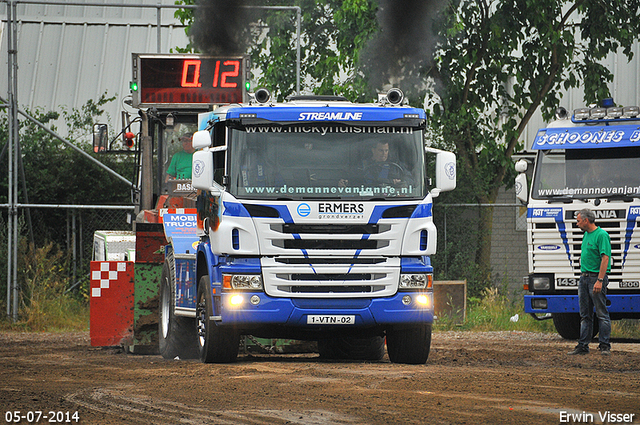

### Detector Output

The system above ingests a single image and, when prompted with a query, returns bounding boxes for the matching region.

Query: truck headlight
[399,273,432,290]
[531,276,551,291]
[223,274,263,290]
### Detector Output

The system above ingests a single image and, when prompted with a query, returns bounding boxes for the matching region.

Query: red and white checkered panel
[90,261,134,347]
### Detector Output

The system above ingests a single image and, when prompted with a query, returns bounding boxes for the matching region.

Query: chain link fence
[1,205,134,305]
[2,199,529,305]
[433,199,528,298]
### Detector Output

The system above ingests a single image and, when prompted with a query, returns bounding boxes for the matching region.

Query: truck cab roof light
[573,108,590,120]
[589,108,606,119]
[622,106,639,118]
[606,107,623,118]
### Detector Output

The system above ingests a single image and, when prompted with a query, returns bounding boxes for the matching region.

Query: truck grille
[530,209,635,285]
[268,223,392,252]
[261,257,399,298]
[567,221,623,281]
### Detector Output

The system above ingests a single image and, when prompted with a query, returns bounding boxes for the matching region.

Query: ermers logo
[319,203,364,213]
[298,112,363,121]
[297,203,311,217]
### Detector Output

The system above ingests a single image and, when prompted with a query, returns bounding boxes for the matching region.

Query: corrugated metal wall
[0,0,189,136]
[522,40,640,149]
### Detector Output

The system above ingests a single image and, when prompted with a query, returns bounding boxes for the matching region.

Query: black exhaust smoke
[189,0,255,55]
[360,0,446,93]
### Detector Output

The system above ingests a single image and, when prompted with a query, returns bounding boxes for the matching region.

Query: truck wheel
[159,258,199,359]
[552,313,599,340]
[196,275,240,363]
[317,336,385,361]
[386,324,432,364]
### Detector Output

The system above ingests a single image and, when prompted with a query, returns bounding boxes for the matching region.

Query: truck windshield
[227,124,426,200]
[531,146,640,200]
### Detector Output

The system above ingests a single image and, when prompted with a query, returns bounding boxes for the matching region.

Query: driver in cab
[362,141,412,187]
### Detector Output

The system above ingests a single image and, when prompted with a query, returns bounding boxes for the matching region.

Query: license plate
[306,315,355,325]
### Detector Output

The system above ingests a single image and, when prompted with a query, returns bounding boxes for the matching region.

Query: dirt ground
[1,331,639,425]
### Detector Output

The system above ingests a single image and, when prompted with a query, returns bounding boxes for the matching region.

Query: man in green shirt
[568,208,612,356]
[166,133,195,181]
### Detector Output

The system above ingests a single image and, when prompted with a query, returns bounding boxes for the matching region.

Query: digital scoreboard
[131,54,250,108]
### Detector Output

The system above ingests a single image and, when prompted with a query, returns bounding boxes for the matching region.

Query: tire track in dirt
[66,386,358,425]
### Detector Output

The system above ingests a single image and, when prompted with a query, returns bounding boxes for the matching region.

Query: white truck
[516,100,640,338]
[157,88,457,364]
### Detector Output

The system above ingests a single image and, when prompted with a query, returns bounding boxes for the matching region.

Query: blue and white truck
[515,101,640,338]
[158,88,457,364]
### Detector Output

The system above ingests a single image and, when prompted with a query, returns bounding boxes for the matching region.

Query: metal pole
[72,209,77,286]
[11,0,20,322]
[6,0,15,320]
[156,1,162,53]
[139,111,153,212]
[295,7,301,95]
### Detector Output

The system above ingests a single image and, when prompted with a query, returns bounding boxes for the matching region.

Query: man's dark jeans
[577,274,611,350]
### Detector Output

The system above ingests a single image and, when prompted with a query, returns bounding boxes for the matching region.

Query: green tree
[173,0,378,101]
[0,93,133,207]
[1,94,135,308]
[427,0,640,287]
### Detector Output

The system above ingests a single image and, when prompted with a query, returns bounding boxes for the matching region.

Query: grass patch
[0,242,89,333]
[434,287,640,339]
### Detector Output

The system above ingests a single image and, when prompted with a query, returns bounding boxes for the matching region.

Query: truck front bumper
[216,291,434,327]
[525,294,640,314]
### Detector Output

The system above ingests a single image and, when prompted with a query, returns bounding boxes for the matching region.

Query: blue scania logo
[297,203,311,217]
[193,160,205,178]
[445,162,456,180]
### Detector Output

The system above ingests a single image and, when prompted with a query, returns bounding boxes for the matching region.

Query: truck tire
[317,336,385,361]
[552,313,599,340]
[196,275,240,363]
[159,258,199,359]
[386,324,432,364]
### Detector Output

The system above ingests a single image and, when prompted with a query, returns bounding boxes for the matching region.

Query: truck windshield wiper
[543,194,574,203]
[604,193,636,202]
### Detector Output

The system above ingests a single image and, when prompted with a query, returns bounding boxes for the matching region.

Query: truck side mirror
[192,130,212,149]
[93,124,108,153]
[515,173,528,203]
[514,159,528,204]
[192,149,221,196]
[426,148,457,197]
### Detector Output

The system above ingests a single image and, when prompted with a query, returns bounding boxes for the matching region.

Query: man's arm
[593,254,609,294]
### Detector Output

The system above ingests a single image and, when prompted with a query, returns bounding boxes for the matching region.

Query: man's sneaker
[568,346,589,355]
[598,347,611,356]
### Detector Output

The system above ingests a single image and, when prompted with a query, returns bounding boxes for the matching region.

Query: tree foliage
[426,0,640,287]
[0,93,133,207]
[173,0,378,101]
[430,0,640,204]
